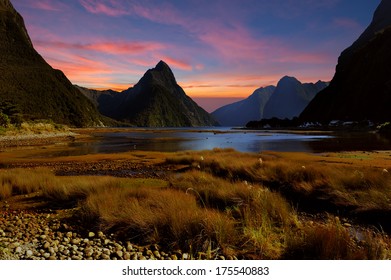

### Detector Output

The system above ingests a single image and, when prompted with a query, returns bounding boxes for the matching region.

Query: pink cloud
[35,40,164,55]
[29,0,68,12]
[333,18,362,30]
[160,56,192,71]
[79,0,129,17]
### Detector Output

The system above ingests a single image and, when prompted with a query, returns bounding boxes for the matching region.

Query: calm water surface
[48,127,391,157]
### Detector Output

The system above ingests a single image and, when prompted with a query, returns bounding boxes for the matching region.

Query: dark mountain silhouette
[211,77,327,126]
[263,76,328,119]
[0,0,104,127]
[211,86,275,126]
[301,0,391,123]
[80,61,219,127]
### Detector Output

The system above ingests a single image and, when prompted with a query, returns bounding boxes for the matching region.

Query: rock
[123,253,131,260]
[15,247,22,254]
[71,238,81,245]
[116,250,123,258]
[84,248,93,258]
[26,250,33,258]
[88,232,95,238]
[101,253,110,260]
[153,251,161,259]
[182,253,189,260]
[43,253,50,259]
[43,242,50,249]
[66,232,73,238]
[126,243,133,251]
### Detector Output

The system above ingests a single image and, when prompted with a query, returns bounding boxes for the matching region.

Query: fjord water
[47,128,391,157]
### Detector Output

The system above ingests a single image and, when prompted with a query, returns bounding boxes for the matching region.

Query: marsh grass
[284,216,391,260]
[0,168,52,198]
[80,186,238,255]
[1,148,391,259]
[168,149,391,216]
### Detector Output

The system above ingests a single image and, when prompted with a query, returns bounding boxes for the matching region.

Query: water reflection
[34,128,391,158]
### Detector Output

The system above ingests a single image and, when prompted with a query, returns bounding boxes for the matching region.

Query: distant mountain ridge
[211,86,275,126]
[301,0,391,122]
[80,61,219,127]
[0,0,104,127]
[212,76,327,126]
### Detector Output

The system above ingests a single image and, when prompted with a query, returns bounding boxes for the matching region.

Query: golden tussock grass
[0,168,52,198]
[284,216,391,260]
[80,186,238,255]
[1,148,391,259]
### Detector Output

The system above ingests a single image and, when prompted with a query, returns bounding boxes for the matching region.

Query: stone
[126,243,133,251]
[15,247,22,254]
[26,250,33,258]
[88,232,95,238]
[97,231,105,239]
[43,242,50,249]
[43,253,50,259]
[84,248,94,258]
[71,238,81,245]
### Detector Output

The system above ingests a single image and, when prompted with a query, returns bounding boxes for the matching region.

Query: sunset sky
[13,0,379,112]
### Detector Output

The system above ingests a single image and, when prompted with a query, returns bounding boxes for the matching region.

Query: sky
[13,0,380,112]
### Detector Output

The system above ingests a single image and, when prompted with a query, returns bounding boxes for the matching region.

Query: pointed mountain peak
[141,60,177,86]
[155,60,170,71]
[153,60,175,79]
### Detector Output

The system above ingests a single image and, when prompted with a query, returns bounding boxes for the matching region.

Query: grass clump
[80,186,238,256]
[284,216,391,260]
[0,168,53,199]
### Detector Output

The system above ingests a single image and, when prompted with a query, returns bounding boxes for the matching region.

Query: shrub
[0,112,10,128]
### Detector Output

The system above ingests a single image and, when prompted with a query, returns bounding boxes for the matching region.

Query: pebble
[26,250,33,257]
[0,210,222,260]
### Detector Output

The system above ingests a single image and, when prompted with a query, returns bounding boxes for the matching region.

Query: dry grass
[168,149,391,216]
[284,216,391,260]
[0,168,52,198]
[80,186,238,256]
[1,147,391,259]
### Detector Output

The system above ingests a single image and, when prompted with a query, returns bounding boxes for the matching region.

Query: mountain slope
[300,0,391,122]
[0,0,103,127]
[81,61,218,127]
[211,86,275,126]
[263,76,328,119]
[211,76,327,126]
